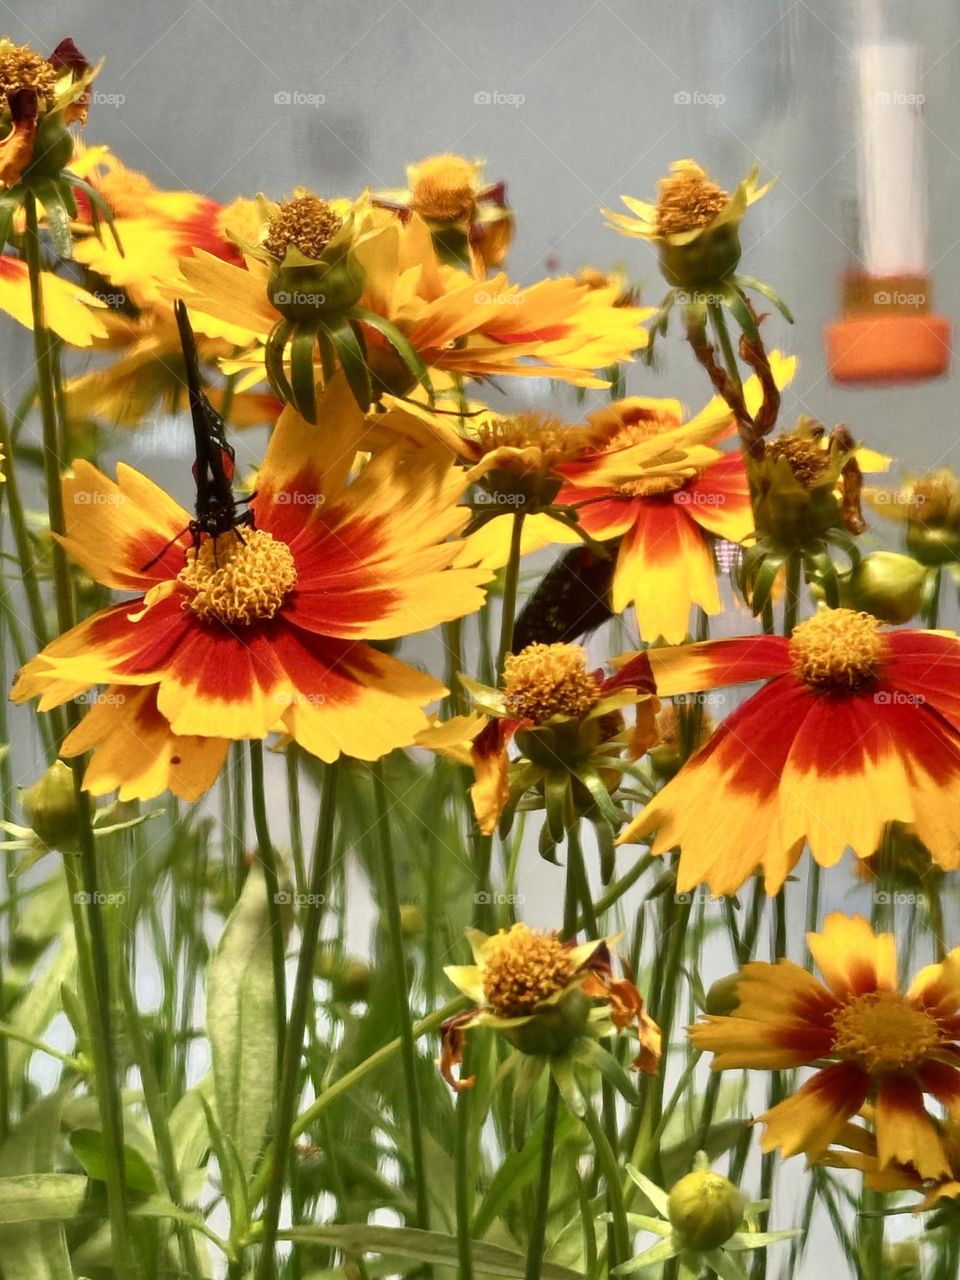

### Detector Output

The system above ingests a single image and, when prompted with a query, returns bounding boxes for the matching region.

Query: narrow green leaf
[206,864,278,1182]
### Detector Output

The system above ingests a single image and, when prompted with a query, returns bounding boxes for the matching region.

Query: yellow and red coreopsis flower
[456,354,796,643]
[175,198,653,397]
[617,607,960,895]
[691,913,960,1179]
[826,1117,960,1210]
[12,376,489,801]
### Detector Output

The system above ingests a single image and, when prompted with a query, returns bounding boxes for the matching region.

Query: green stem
[25,191,138,1280]
[782,550,802,636]
[924,566,943,629]
[254,759,340,1280]
[582,1102,630,1270]
[118,963,203,1280]
[371,761,432,1240]
[249,997,467,1206]
[249,741,287,1076]
[524,1077,560,1280]
[0,402,52,661]
[495,511,525,674]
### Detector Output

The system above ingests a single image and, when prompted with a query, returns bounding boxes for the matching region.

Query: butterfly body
[141,303,255,572]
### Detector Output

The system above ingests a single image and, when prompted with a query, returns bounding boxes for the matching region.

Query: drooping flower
[691,913,960,1179]
[461,642,658,859]
[456,354,796,643]
[372,152,513,274]
[617,607,960,895]
[11,376,490,801]
[825,1117,960,1212]
[440,923,660,1094]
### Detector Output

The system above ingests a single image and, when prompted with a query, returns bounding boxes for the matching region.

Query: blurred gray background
[9,0,960,466]
[6,2,960,1274]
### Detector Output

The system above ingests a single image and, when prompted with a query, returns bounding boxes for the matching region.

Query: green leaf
[0,1091,74,1280]
[264,319,294,405]
[331,321,372,411]
[290,326,318,422]
[349,307,434,403]
[278,1224,586,1278]
[569,1037,639,1106]
[206,864,278,1183]
[624,1165,669,1217]
[69,1128,157,1195]
[611,1235,677,1273]
[0,1174,88,1225]
[735,275,795,323]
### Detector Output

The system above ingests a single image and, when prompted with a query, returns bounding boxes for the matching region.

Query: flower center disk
[830,990,940,1072]
[767,435,831,489]
[410,154,478,222]
[656,166,728,237]
[503,643,601,724]
[481,924,576,1017]
[789,608,887,692]
[179,529,297,626]
[264,195,342,260]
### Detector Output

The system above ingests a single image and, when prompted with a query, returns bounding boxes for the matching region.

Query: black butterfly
[143,302,255,570]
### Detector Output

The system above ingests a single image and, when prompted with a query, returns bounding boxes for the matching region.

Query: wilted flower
[440,923,660,1097]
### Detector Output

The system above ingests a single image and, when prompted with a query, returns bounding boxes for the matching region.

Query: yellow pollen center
[410,154,477,222]
[789,608,888,691]
[481,924,576,1017]
[656,168,729,237]
[503,642,601,724]
[0,43,57,106]
[767,436,830,489]
[830,991,940,1072]
[179,529,297,626]
[476,412,589,464]
[264,195,343,260]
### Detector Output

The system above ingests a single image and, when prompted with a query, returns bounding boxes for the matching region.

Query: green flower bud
[905,523,960,568]
[846,552,926,624]
[502,987,591,1057]
[667,1168,746,1251]
[21,761,90,851]
[659,223,741,290]
[704,972,743,1017]
[23,109,74,180]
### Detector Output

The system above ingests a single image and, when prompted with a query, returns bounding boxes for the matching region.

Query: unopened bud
[667,1167,746,1250]
[22,761,90,851]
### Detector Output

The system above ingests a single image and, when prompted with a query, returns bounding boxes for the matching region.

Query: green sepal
[290,326,318,423]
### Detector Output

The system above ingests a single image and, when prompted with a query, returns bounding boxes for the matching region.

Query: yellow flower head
[603,159,772,289]
[691,913,960,1179]
[440,925,660,1090]
[480,924,577,1018]
[408,153,480,223]
[502,642,601,724]
[262,194,345,261]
